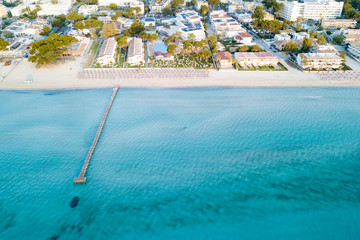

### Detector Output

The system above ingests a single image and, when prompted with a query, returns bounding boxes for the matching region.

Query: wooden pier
[74,87,119,183]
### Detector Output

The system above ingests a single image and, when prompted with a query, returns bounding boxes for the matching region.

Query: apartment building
[235,52,279,67]
[296,52,343,70]
[150,0,170,13]
[37,0,72,16]
[274,33,291,41]
[209,10,245,38]
[96,37,117,66]
[278,0,344,21]
[0,4,8,17]
[312,44,338,53]
[78,5,98,16]
[347,42,360,59]
[235,32,253,45]
[321,19,357,29]
[127,37,144,65]
[341,29,360,43]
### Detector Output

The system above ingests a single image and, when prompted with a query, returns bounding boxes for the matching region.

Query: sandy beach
[1,57,360,90]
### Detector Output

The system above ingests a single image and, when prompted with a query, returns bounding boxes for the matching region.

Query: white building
[341,29,360,43]
[235,12,253,23]
[158,10,206,41]
[235,52,279,67]
[37,0,72,16]
[228,0,257,11]
[96,37,117,66]
[312,43,338,53]
[143,17,155,27]
[21,19,49,38]
[4,20,30,37]
[150,0,170,13]
[235,32,253,45]
[78,5,98,16]
[292,32,310,40]
[0,38,31,58]
[209,10,245,38]
[348,42,360,59]
[274,33,291,41]
[279,0,344,21]
[0,4,8,17]
[127,37,144,65]
[98,0,142,8]
[296,52,343,70]
[130,0,144,14]
[10,4,32,17]
[195,0,208,11]
[321,19,357,29]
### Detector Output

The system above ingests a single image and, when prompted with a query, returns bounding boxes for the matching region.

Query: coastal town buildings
[235,32,253,45]
[37,0,72,16]
[158,10,206,41]
[129,1,144,14]
[280,29,296,35]
[292,32,310,40]
[312,44,338,54]
[209,10,245,38]
[21,19,48,38]
[347,42,360,59]
[96,37,117,66]
[195,0,208,11]
[321,19,357,29]
[0,4,8,17]
[228,0,257,11]
[98,0,144,13]
[4,21,30,37]
[150,0,170,13]
[263,11,275,20]
[341,29,360,43]
[235,52,279,67]
[65,37,91,57]
[278,0,344,21]
[274,40,303,51]
[296,53,343,70]
[127,37,144,65]
[274,33,291,41]
[235,12,253,24]
[0,38,31,58]
[228,3,243,12]
[143,17,156,27]
[216,51,233,69]
[10,4,32,17]
[78,5,98,16]
[155,52,174,61]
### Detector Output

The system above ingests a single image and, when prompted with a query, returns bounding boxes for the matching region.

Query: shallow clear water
[0,88,360,240]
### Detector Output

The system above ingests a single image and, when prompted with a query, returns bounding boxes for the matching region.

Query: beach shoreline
[1,58,360,90]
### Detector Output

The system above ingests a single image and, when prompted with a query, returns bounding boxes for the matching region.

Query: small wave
[300,96,322,100]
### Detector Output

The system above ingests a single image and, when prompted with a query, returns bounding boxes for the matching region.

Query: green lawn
[152,53,215,69]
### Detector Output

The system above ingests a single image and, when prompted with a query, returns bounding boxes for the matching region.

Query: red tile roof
[218,51,232,60]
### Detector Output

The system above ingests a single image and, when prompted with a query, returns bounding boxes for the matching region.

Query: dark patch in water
[70,196,79,208]
[46,234,60,240]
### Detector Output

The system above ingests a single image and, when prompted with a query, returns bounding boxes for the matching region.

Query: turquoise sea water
[1,88,360,240]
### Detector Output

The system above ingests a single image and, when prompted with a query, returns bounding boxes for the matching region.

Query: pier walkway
[74,87,119,183]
